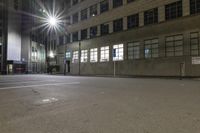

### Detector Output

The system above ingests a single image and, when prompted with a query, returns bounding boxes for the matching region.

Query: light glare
[49,16,57,26]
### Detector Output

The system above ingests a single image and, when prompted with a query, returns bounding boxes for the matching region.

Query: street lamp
[48,16,58,27]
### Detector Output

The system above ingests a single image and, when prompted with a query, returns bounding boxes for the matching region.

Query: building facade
[0,0,47,74]
[56,0,200,77]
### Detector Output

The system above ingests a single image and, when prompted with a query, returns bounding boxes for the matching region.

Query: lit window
[113,44,124,61]
[100,46,109,62]
[128,42,140,59]
[72,51,79,63]
[144,39,159,58]
[66,52,71,59]
[90,48,98,62]
[81,50,88,63]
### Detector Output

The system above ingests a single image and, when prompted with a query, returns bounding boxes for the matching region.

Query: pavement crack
[31,89,40,95]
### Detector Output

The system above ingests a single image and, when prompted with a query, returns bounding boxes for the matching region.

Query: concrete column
[109,21,113,33]
[158,5,165,22]
[139,12,144,27]
[97,3,100,15]
[124,42,128,60]
[183,0,190,16]
[87,28,90,39]
[87,8,90,18]
[78,31,81,41]
[69,15,72,24]
[70,33,73,42]
[70,0,73,6]
[123,0,127,5]
[159,36,166,57]
[123,16,127,30]
[78,12,81,21]
[140,41,144,59]
[109,0,113,10]
[183,32,190,56]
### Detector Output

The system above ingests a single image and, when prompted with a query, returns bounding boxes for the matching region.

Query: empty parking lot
[0,75,200,133]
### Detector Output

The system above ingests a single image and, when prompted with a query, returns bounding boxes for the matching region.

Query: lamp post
[46,16,57,74]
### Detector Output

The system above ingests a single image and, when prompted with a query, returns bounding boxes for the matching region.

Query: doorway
[66,61,70,73]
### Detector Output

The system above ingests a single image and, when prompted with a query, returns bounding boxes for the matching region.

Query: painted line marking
[0,82,80,90]
[0,80,56,85]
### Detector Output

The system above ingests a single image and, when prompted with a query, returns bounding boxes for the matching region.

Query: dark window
[90,4,97,17]
[14,0,18,10]
[190,0,200,14]
[59,36,64,45]
[113,0,123,8]
[65,35,70,43]
[81,9,88,20]
[72,0,78,5]
[100,0,109,13]
[127,0,135,3]
[113,18,123,32]
[72,32,79,42]
[127,13,139,29]
[66,16,71,25]
[165,35,183,57]
[90,26,98,38]
[72,13,78,24]
[101,23,109,35]
[81,29,88,40]
[165,1,182,20]
[144,8,158,25]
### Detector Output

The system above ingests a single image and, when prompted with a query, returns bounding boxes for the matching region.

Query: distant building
[56,0,200,77]
[0,0,51,74]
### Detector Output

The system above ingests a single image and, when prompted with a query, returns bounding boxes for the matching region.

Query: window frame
[127,42,140,59]
[113,44,124,61]
[72,51,79,63]
[90,48,98,63]
[144,38,159,58]
[113,18,123,32]
[190,32,200,56]
[81,50,88,63]
[144,8,158,25]
[100,46,110,62]
[165,0,182,20]
[165,34,184,57]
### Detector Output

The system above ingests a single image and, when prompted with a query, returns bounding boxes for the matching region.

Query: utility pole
[78,41,81,75]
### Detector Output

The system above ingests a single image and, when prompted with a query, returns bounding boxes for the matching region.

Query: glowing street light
[49,51,54,58]
[48,16,57,27]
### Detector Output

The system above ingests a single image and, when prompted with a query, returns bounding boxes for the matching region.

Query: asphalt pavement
[0,75,200,133]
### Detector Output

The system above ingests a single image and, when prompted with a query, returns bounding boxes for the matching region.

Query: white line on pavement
[0,82,80,90]
[0,80,56,85]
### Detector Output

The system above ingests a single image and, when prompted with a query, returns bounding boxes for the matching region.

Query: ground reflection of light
[42,97,58,104]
